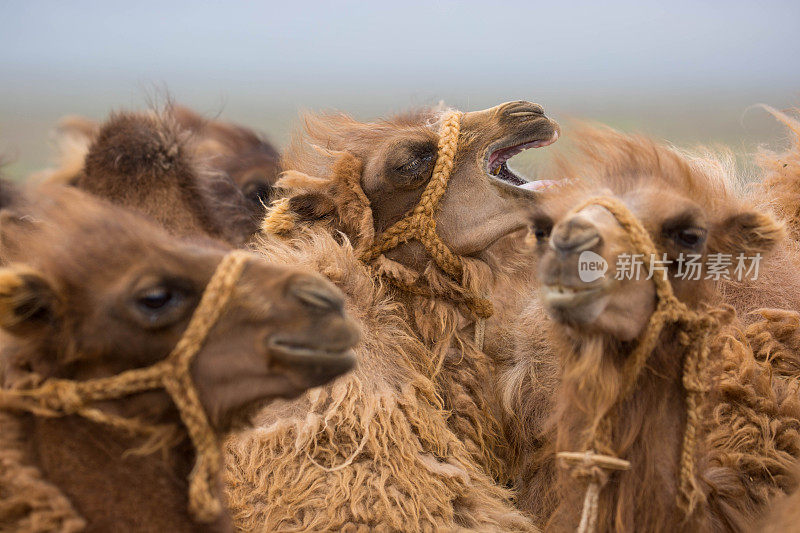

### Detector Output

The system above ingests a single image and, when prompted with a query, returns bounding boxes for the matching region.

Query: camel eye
[136,287,174,310]
[398,153,434,174]
[127,278,194,329]
[674,227,707,249]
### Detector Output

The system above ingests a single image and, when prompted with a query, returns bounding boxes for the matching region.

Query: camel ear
[0,266,60,335]
[715,210,785,256]
[288,193,337,222]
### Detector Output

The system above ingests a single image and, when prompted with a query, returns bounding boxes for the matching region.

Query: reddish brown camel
[0,185,358,532]
[503,126,800,531]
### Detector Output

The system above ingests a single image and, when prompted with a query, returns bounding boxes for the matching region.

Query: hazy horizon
[2,0,799,179]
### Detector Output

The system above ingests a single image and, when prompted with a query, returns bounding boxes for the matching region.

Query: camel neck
[30,416,231,533]
[553,335,692,532]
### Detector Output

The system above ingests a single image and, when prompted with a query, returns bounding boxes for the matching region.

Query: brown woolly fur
[226,228,535,531]
[0,185,358,531]
[758,107,800,241]
[498,298,561,525]
[745,308,800,377]
[0,413,85,532]
[759,467,800,533]
[502,125,800,531]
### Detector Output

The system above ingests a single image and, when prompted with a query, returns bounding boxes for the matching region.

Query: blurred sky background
[1,0,800,179]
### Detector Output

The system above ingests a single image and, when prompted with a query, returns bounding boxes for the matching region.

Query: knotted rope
[555,196,722,532]
[0,250,250,523]
[262,110,492,347]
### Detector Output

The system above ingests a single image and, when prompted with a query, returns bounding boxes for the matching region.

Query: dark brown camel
[33,106,281,245]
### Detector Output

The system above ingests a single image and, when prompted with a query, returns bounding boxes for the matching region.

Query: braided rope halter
[555,197,722,533]
[0,250,251,523]
[263,110,493,347]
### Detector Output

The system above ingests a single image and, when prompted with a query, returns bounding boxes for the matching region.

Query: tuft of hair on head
[0,265,59,335]
[82,111,189,181]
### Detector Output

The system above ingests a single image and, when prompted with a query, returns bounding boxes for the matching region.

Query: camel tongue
[521,180,559,191]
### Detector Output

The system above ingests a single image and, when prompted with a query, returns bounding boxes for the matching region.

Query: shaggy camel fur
[0,186,358,532]
[226,102,559,530]
[228,230,535,531]
[757,107,800,241]
[503,126,800,532]
[759,464,800,533]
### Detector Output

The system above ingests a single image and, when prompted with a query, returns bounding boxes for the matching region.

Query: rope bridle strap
[357,110,493,330]
[555,196,721,532]
[262,109,493,346]
[0,250,250,523]
[358,111,464,279]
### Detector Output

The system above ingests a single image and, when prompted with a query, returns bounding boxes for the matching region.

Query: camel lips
[487,131,559,188]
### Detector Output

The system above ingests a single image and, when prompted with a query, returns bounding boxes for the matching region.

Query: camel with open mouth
[225,101,559,530]
[0,185,358,532]
[504,125,800,531]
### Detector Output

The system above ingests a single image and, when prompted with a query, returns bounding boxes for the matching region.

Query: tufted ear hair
[0,266,61,335]
[713,209,785,257]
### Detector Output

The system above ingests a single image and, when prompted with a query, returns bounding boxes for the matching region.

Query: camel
[0,185,359,532]
[75,109,261,245]
[31,105,281,244]
[756,107,800,241]
[225,102,560,530]
[503,125,800,531]
[170,105,280,207]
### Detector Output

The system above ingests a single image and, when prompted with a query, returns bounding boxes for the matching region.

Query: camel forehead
[4,188,222,282]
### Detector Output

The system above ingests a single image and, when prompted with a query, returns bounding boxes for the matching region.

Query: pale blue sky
[3,1,799,88]
[1,0,799,177]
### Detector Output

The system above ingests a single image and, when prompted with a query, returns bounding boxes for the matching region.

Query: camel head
[532,127,783,341]
[0,186,359,431]
[281,101,559,269]
[171,105,280,207]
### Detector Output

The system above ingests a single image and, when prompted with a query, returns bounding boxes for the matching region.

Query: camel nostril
[551,218,602,254]
[289,277,345,313]
[528,103,545,115]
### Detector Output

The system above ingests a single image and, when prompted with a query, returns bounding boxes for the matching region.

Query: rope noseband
[263,110,493,346]
[0,250,250,523]
[555,197,720,533]
[358,111,465,279]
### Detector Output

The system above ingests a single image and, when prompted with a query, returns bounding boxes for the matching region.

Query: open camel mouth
[486,130,559,190]
[541,282,609,309]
